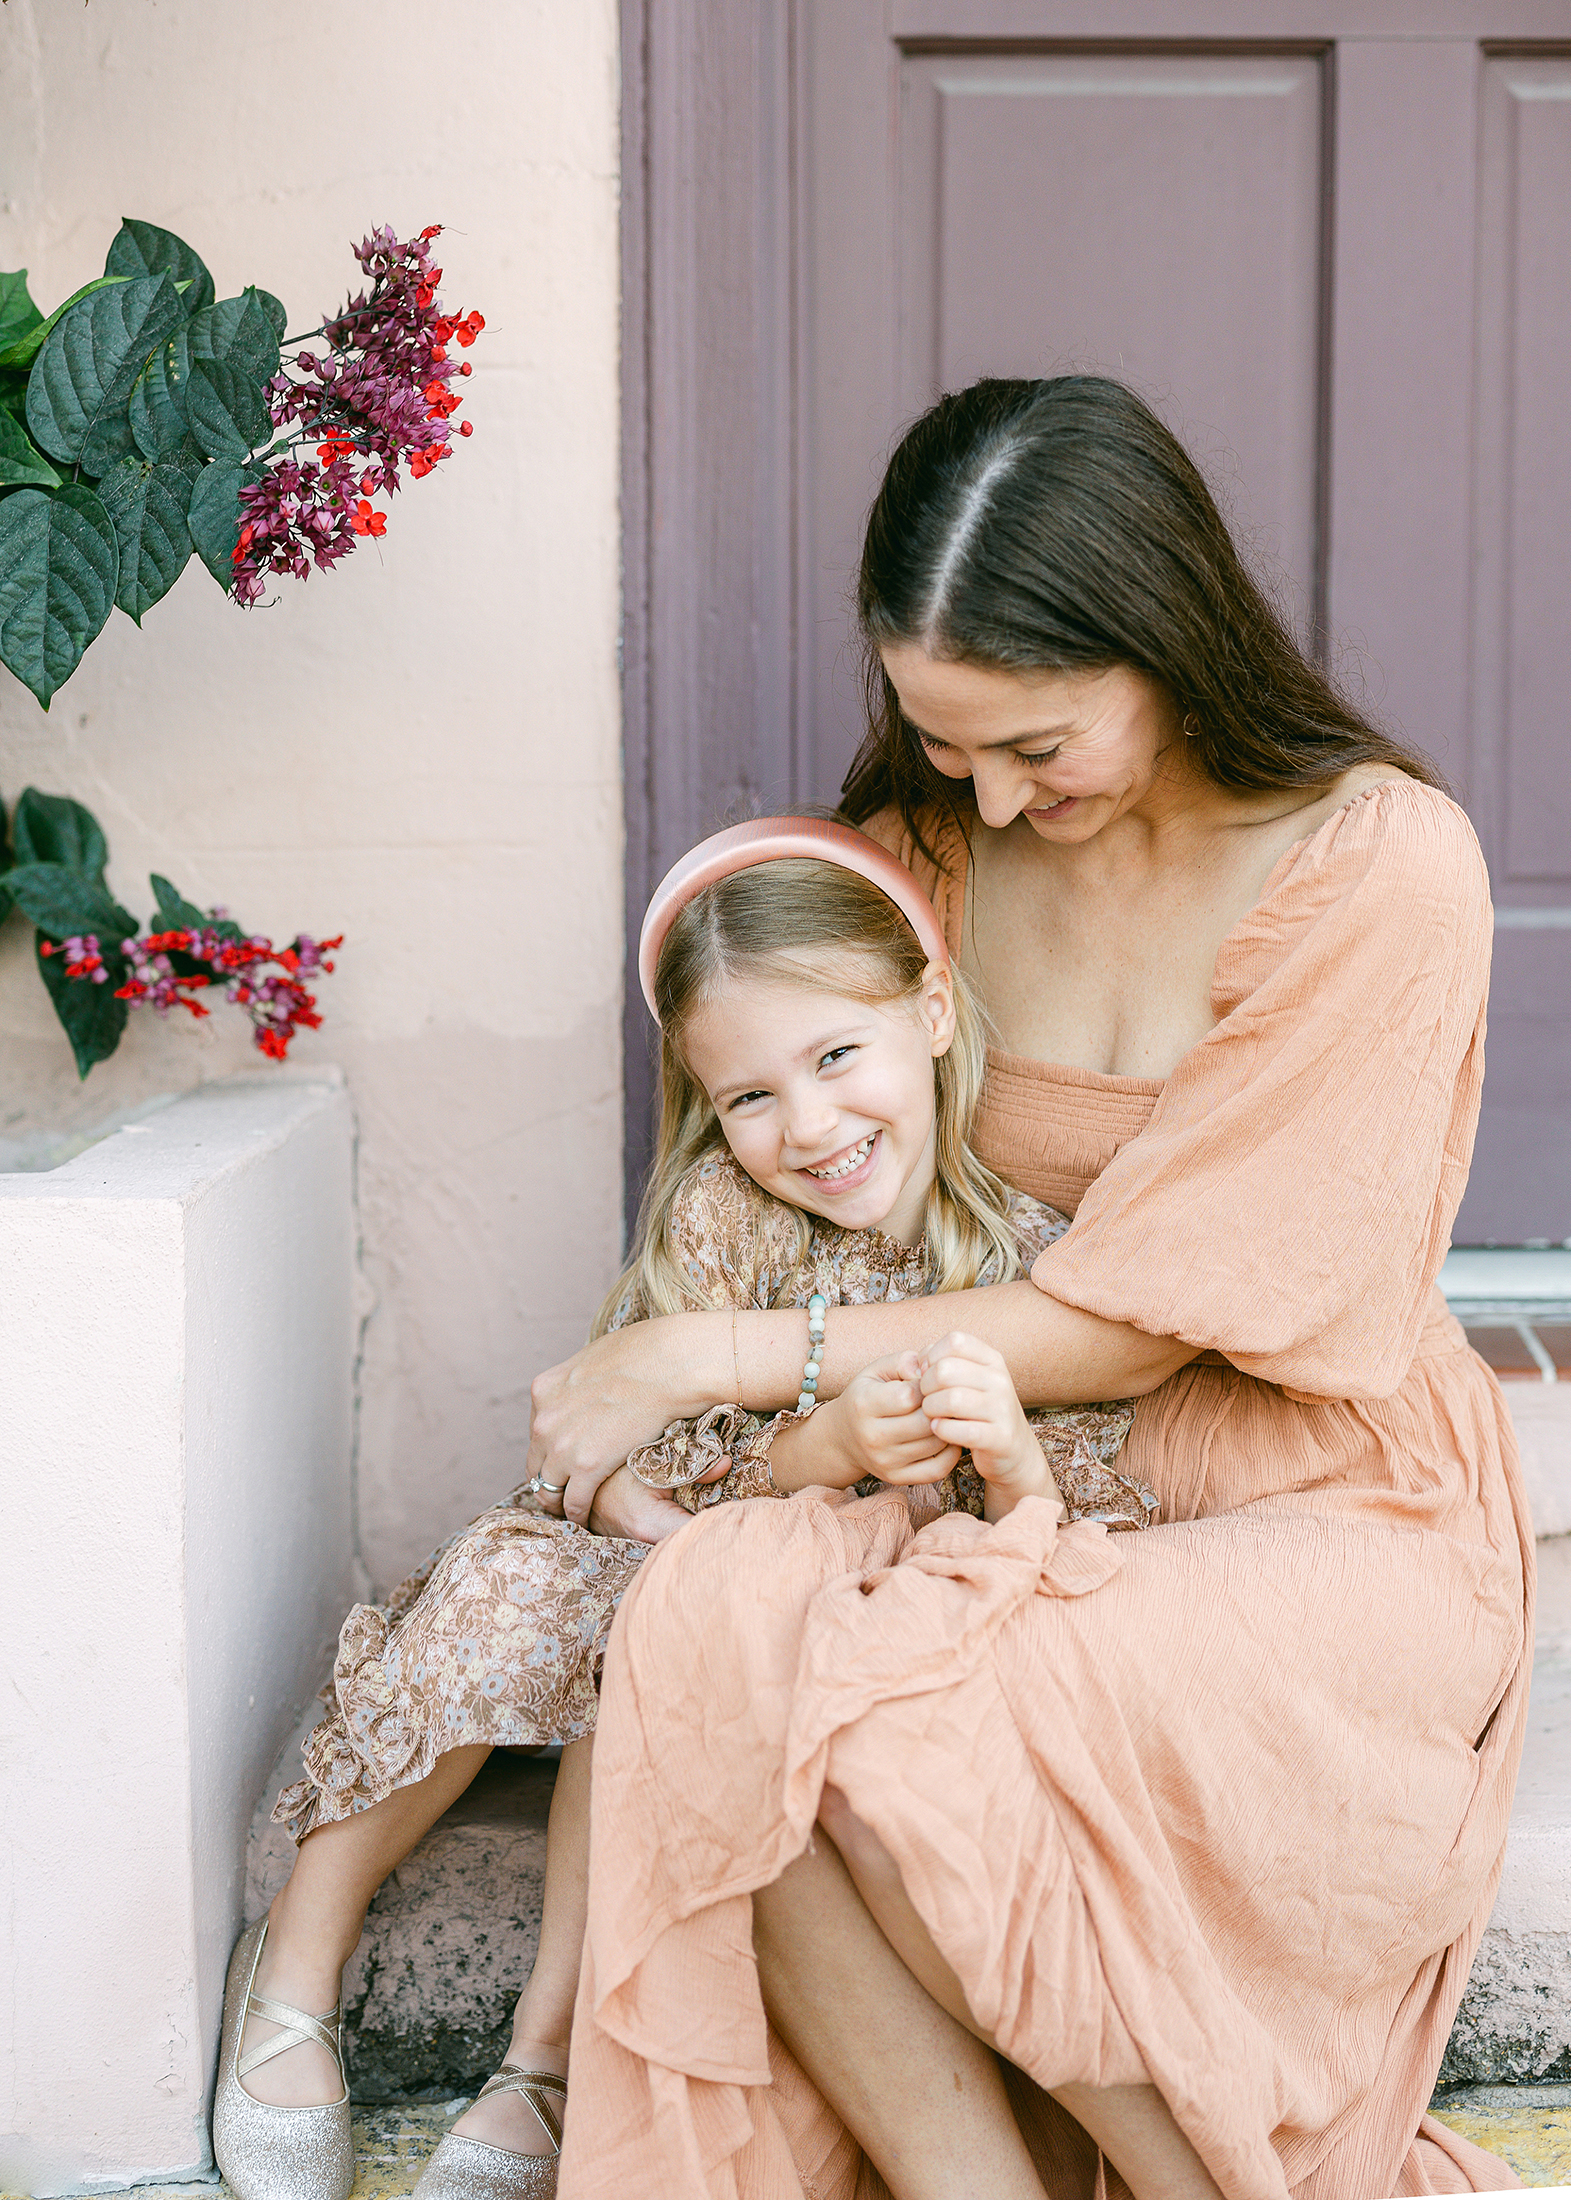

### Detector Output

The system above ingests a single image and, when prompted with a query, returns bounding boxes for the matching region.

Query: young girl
[212,819,1155,2200]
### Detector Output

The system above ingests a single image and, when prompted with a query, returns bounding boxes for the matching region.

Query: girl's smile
[680,968,956,1246]
[800,1129,880,1188]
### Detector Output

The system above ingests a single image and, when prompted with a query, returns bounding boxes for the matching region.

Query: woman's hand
[770,1355,960,1494]
[916,1331,1058,1521]
[585,1465,693,1544]
[526,1316,719,1526]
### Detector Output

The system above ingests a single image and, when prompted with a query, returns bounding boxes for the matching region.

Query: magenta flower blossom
[105,924,344,1060]
[231,225,484,608]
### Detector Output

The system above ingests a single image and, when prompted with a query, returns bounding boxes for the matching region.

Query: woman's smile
[878,646,1189,840]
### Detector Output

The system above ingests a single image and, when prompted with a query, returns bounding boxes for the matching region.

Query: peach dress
[272,1157,1149,1843]
[559,782,1535,2200]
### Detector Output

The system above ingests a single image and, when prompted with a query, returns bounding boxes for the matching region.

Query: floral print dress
[273,1151,1153,1842]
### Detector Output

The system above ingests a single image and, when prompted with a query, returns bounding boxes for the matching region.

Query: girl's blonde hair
[594,859,1020,1335]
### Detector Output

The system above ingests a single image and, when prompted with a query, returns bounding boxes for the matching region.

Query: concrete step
[248,1746,554,2102]
[246,1536,1571,2107]
[1439,1533,1571,2086]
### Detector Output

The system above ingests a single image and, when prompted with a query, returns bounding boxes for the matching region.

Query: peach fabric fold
[559,781,1534,2200]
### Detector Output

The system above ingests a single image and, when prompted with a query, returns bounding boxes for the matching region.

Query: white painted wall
[0,1078,354,2195]
[0,0,625,1593]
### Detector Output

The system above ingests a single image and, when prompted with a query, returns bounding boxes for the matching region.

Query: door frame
[619,0,797,1223]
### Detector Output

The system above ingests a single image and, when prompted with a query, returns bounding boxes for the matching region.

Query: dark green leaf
[130,287,287,460]
[103,220,215,314]
[185,356,272,460]
[0,270,43,356]
[97,443,201,621]
[0,368,29,425]
[35,929,131,1077]
[181,290,283,461]
[25,273,185,473]
[187,459,252,587]
[151,873,207,930]
[0,487,119,707]
[194,289,286,368]
[0,407,61,487]
[128,323,194,457]
[12,786,110,877]
[0,273,132,372]
[149,872,242,942]
[4,863,135,937]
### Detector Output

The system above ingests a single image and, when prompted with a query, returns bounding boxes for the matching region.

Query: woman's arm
[529,1282,1197,1525]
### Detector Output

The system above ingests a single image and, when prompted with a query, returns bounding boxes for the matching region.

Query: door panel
[1452,52,1571,1241]
[898,52,1326,624]
[1323,37,1479,800]
[1483,56,1571,889]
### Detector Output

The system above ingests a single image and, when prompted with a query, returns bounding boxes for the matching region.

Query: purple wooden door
[622,3,1571,1241]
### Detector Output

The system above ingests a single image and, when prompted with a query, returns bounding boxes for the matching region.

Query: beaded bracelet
[796,1293,828,1414]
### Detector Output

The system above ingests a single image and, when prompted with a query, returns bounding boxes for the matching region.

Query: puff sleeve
[1031,782,1491,1399]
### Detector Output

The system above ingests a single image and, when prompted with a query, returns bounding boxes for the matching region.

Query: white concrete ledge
[0,1075,357,2196]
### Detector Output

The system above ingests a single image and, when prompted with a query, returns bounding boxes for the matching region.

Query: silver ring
[530,1475,567,1496]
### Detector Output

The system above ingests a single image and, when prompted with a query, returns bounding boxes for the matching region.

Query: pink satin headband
[638,817,951,1018]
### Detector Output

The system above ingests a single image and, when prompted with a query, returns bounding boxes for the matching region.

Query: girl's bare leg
[244,1743,494,2107]
[450,1732,594,2153]
[753,1836,1048,2200]
[818,1786,1225,2200]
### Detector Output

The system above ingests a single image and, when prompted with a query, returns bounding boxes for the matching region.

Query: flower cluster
[51,924,343,1061]
[39,934,110,983]
[232,224,483,608]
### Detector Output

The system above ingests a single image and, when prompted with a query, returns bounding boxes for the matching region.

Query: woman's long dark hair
[842,376,1446,850]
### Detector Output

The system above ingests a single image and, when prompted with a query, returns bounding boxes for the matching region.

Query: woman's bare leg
[818,1786,1225,2200]
[753,1835,1048,2200]
[244,1743,493,2107]
[450,1732,594,2153]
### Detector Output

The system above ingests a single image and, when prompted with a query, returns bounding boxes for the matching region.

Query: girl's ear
[918,962,957,1057]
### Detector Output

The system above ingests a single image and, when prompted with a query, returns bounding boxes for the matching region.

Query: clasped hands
[527,1328,1056,1543]
[771,1333,1055,1524]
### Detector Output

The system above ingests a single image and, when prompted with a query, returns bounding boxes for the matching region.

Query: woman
[525,378,1534,2198]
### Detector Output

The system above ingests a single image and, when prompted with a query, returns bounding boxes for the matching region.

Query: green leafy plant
[0,218,483,707]
[0,786,339,1075]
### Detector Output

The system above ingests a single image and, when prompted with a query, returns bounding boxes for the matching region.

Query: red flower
[420,224,444,240]
[316,432,356,463]
[350,499,387,537]
[452,310,485,347]
[408,445,449,479]
[458,421,473,437]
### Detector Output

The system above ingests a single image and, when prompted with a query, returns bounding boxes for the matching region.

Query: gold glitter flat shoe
[211,1916,355,2200]
[413,2067,567,2198]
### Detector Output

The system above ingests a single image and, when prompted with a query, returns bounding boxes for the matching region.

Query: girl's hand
[526,1317,715,1527]
[916,1331,1058,1522]
[771,1354,960,1493]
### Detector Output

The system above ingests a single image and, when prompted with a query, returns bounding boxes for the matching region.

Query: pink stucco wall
[0,0,625,1594]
